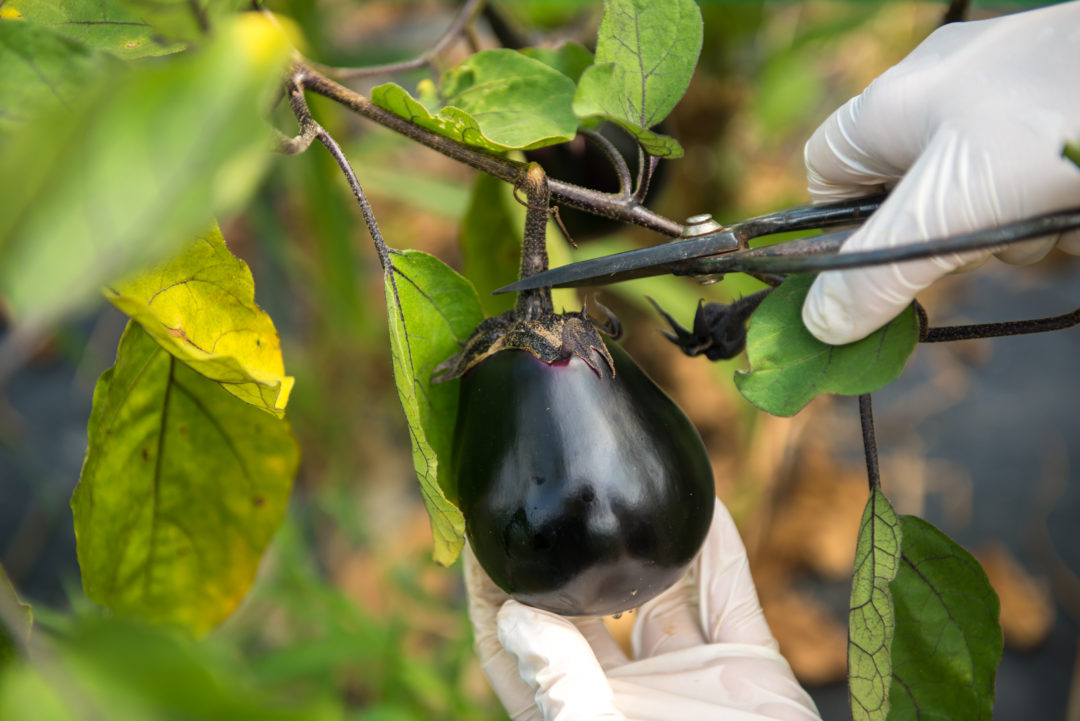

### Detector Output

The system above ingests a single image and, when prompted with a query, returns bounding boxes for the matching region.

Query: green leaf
[0,564,32,666]
[848,488,902,721]
[0,12,291,330]
[2,0,184,59]
[113,0,249,45]
[106,225,294,417]
[372,49,578,152]
[735,275,918,417]
[0,18,104,134]
[888,516,1002,720]
[520,42,594,83]
[72,322,299,636]
[571,0,703,158]
[384,250,484,565]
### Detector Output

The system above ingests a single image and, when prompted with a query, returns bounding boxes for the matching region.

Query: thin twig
[580,128,632,197]
[634,153,659,204]
[859,394,881,493]
[296,64,685,236]
[275,76,320,155]
[915,302,1080,342]
[314,0,486,81]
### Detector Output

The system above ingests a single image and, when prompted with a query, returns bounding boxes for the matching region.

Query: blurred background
[2,1,1078,718]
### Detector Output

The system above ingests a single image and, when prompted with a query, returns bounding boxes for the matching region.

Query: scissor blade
[494,230,738,294]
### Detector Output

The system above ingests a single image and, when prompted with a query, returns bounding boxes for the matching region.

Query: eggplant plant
[1,1,1076,720]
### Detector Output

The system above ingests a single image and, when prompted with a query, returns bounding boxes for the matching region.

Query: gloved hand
[464,501,822,721]
[802,1,1080,345]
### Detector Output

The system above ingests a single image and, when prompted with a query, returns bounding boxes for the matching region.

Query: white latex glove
[464,501,821,721]
[802,1,1080,345]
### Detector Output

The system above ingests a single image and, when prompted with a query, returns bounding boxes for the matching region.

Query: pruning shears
[495,195,1080,294]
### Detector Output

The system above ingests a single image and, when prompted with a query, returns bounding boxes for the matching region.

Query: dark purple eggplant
[452,340,714,616]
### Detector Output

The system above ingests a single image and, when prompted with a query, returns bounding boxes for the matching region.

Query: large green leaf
[106,225,294,417]
[0,18,103,134]
[371,49,578,153]
[889,517,1002,720]
[384,250,484,565]
[848,488,902,721]
[72,322,299,636]
[2,0,183,59]
[571,0,702,158]
[735,275,918,417]
[0,12,291,330]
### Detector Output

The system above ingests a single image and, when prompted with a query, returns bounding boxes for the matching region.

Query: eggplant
[453,341,715,616]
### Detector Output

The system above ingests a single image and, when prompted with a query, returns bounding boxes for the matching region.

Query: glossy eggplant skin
[453,341,715,616]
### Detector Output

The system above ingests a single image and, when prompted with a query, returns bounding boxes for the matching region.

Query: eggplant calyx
[433,308,615,383]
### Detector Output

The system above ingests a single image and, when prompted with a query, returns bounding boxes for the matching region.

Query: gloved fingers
[694,501,779,648]
[464,547,543,720]
[804,93,901,202]
[631,557,706,660]
[993,236,1057,266]
[497,600,627,721]
[606,646,822,721]
[464,544,511,660]
[1059,229,1080,256]
[569,615,630,670]
[803,118,1080,345]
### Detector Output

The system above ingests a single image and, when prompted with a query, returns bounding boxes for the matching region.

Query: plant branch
[580,128,632,197]
[915,303,1080,342]
[859,394,881,493]
[633,149,658,204]
[312,0,487,81]
[275,77,319,155]
[294,64,685,237]
[284,72,394,271]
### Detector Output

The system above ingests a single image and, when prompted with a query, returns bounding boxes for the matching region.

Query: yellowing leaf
[107,226,293,417]
[73,322,299,636]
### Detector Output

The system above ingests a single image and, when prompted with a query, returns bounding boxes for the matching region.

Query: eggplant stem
[516,163,555,321]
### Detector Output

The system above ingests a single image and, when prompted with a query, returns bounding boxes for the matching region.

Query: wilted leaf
[571,0,702,158]
[372,49,578,153]
[106,225,293,417]
[73,322,299,636]
[384,250,484,565]
[848,488,901,721]
[0,564,32,666]
[0,12,291,330]
[889,516,1002,720]
[735,275,918,417]
[520,42,593,83]
[2,0,183,59]
[0,19,103,133]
